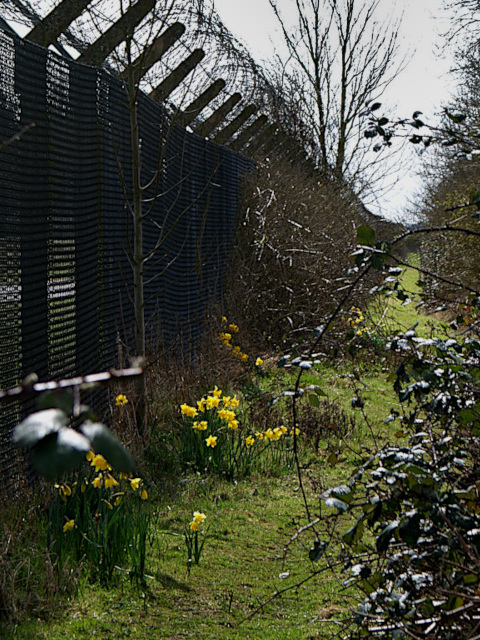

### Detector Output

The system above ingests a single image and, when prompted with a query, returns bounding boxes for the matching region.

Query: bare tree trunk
[127,64,147,430]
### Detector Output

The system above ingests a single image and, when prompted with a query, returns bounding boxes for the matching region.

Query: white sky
[214,0,458,221]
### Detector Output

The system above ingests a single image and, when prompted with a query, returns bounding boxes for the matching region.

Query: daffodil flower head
[91,454,110,472]
[180,404,198,418]
[246,435,255,447]
[206,396,220,410]
[241,354,248,362]
[141,489,148,500]
[211,386,222,398]
[104,474,119,489]
[130,477,141,491]
[190,520,200,531]
[115,394,128,406]
[255,357,264,367]
[228,323,239,333]
[193,511,206,523]
[93,475,103,489]
[206,435,217,448]
[63,519,75,533]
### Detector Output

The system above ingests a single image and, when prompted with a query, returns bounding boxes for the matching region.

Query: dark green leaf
[376,520,399,552]
[308,394,320,407]
[357,224,375,247]
[32,426,90,479]
[343,519,364,546]
[309,540,327,562]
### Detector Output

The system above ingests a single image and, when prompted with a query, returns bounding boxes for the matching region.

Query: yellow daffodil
[197,398,207,412]
[193,511,206,523]
[265,428,275,440]
[228,419,239,430]
[279,425,288,434]
[232,346,240,355]
[218,408,236,422]
[91,454,110,472]
[206,435,217,448]
[93,475,103,489]
[63,519,75,533]
[115,394,128,406]
[245,435,255,447]
[255,432,264,440]
[212,386,222,398]
[86,450,95,461]
[190,520,200,531]
[141,489,148,500]
[55,483,72,502]
[272,427,282,440]
[193,420,208,431]
[130,478,141,491]
[228,323,239,333]
[180,403,198,418]
[221,316,227,324]
[230,397,239,408]
[290,427,301,436]
[255,357,263,366]
[104,474,118,489]
[206,396,220,409]
[222,395,231,407]
[241,354,248,362]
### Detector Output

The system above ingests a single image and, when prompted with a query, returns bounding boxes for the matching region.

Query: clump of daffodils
[219,316,265,367]
[180,385,241,444]
[346,306,368,337]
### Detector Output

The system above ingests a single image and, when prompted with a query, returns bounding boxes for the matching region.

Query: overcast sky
[214,0,457,220]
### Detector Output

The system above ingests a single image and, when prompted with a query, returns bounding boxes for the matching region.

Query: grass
[2,256,441,639]
[5,474,351,640]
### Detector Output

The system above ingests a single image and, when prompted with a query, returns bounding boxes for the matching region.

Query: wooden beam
[78,0,156,67]
[244,122,278,155]
[193,92,242,138]
[230,114,268,152]
[177,79,226,127]
[149,49,205,103]
[26,0,92,48]
[213,104,257,146]
[120,22,185,84]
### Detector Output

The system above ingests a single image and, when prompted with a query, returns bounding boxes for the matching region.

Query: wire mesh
[0,25,253,490]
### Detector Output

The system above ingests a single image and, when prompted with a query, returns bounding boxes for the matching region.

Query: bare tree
[267,0,402,188]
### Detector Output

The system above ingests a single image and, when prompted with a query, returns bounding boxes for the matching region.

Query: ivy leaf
[325,497,349,512]
[32,427,90,479]
[357,224,375,247]
[376,520,399,552]
[80,422,135,472]
[13,409,68,448]
[309,540,327,562]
